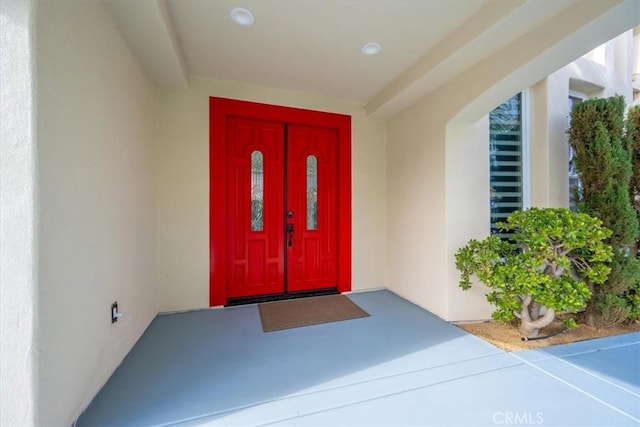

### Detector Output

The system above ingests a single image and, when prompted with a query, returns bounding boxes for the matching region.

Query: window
[306,155,318,230]
[250,150,264,231]
[568,94,584,211]
[490,93,525,238]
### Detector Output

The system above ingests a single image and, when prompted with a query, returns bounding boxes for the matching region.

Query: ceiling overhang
[104,0,188,90]
[104,0,638,119]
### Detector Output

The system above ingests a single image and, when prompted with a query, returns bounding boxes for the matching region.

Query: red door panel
[286,125,338,292]
[227,118,285,298]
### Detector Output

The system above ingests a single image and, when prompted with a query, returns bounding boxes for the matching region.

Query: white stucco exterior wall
[445,119,494,321]
[386,100,448,318]
[1,2,37,426]
[634,27,640,107]
[156,78,387,312]
[634,27,640,75]
[34,1,158,425]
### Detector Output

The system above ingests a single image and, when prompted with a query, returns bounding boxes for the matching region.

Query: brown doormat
[258,294,370,332]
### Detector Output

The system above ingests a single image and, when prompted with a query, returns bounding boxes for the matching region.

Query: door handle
[286,223,294,247]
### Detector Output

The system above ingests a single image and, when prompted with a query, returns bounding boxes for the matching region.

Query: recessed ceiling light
[361,42,381,56]
[230,7,254,26]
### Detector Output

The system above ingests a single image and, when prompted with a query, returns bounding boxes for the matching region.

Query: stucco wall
[386,100,448,318]
[634,27,640,105]
[445,119,494,321]
[0,2,36,426]
[156,78,387,312]
[635,28,640,76]
[35,1,158,425]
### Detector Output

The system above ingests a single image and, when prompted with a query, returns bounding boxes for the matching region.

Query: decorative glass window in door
[250,150,264,231]
[307,155,318,230]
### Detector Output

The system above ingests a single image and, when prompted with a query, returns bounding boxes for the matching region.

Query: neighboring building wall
[156,77,388,313]
[530,30,635,210]
[34,1,158,425]
[0,2,36,426]
[631,26,639,106]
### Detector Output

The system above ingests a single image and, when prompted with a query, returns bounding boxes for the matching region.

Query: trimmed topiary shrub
[568,96,640,325]
[455,208,612,337]
[629,105,640,254]
[622,105,640,323]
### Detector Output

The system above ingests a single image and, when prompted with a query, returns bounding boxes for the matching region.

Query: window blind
[489,94,522,238]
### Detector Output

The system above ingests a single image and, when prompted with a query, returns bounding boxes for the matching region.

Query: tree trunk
[529,301,541,321]
[584,281,596,327]
[518,295,555,337]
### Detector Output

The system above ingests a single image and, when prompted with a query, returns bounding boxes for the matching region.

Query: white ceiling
[104,0,634,117]
[165,0,486,103]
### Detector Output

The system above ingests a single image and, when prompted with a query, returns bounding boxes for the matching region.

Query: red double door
[226,118,338,299]
[210,97,351,306]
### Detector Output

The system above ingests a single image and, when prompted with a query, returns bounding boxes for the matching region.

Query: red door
[286,125,338,292]
[210,97,351,306]
[226,120,338,299]
[227,118,285,298]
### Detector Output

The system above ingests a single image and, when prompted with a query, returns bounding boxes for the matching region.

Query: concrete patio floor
[76,290,640,426]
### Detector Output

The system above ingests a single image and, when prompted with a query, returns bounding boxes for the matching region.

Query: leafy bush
[455,208,612,336]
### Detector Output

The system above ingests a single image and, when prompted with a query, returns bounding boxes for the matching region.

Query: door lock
[286,223,294,247]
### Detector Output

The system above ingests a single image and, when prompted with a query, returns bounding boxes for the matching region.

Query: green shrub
[628,105,640,254]
[568,96,640,324]
[455,208,612,336]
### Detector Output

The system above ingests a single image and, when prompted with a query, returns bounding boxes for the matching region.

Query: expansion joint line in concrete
[509,352,640,423]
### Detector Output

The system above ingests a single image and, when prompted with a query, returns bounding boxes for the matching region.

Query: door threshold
[226,288,338,307]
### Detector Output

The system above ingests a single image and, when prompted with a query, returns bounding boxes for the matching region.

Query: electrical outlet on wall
[111,302,119,323]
